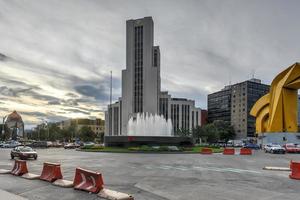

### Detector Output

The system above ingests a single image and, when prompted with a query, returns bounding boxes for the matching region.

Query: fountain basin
[104,136,193,147]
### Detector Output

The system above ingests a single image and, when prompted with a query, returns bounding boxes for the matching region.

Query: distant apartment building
[200,110,208,126]
[208,78,270,139]
[58,118,105,135]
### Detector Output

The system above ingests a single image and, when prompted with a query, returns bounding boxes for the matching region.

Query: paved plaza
[0,148,300,200]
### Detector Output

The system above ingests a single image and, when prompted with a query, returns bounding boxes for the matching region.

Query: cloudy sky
[0,0,300,128]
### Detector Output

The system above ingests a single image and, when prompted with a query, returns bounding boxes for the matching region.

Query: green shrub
[80,144,104,150]
[182,147,193,151]
[158,146,169,151]
[139,145,153,151]
[128,147,140,151]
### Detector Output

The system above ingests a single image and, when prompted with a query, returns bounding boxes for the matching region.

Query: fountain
[104,112,193,147]
[127,113,173,137]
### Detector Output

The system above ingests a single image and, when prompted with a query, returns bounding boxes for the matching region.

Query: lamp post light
[42,119,49,140]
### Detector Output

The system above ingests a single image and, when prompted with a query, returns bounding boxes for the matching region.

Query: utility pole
[2,116,7,140]
[38,125,40,141]
[43,120,49,140]
[47,122,49,140]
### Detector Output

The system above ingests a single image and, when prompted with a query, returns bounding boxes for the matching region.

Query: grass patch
[79,145,224,153]
[183,146,223,153]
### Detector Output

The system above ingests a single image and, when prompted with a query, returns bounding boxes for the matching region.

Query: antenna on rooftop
[251,69,256,79]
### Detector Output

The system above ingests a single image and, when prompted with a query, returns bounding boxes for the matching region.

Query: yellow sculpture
[250,63,300,134]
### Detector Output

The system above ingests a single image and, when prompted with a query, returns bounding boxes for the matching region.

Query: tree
[177,128,191,137]
[68,124,77,139]
[48,124,62,141]
[0,124,10,141]
[78,126,96,142]
[191,120,236,145]
[203,123,219,143]
[192,126,205,144]
[97,132,105,143]
[61,128,72,142]
[213,120,235,144]
[38,128,47,141]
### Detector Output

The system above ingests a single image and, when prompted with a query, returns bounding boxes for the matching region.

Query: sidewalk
[0,189,28,200]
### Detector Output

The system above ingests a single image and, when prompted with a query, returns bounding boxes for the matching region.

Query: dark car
[11,146,38,160]
[28,141,48,148]
[244,143,260,150]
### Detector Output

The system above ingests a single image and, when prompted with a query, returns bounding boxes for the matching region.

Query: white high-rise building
[105,17,201,136]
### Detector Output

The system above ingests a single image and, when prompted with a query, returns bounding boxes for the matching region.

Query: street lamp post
[38,125,40,141]
[2,116,7,140]
[42,120,49,141]
[47,124,49,140]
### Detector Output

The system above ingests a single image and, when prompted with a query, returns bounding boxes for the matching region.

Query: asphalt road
[0,148,300,200]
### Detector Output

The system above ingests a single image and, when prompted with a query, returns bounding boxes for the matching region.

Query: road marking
[172,167,189,171]
[157,166,172,170]
[141,164,261,174]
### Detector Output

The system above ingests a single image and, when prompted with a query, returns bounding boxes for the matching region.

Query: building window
[153,49,158,67]
[134,26,143,113]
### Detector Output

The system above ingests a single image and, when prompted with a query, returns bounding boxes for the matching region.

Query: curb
[263,166,290,171]
[76,149,224,154]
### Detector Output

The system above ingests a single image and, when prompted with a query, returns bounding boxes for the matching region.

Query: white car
[264,144,286,154]
[1,141,21,148]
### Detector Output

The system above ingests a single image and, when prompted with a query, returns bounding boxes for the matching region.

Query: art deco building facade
[105,17,201,136]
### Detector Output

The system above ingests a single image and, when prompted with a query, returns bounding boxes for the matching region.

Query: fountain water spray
[127,113,173,136]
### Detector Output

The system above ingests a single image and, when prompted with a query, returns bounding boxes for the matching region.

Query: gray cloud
[20,111,68,124]
[0,53,7,61]
[0,86,33,97]
[63,108,90,115]
[74,84,107,101]
[61,99,79,106]
[20,111,48,118]
[47,100,61,105]
[65,92,79,98]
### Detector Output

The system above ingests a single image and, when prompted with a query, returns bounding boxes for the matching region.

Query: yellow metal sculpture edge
[250,63,300,133]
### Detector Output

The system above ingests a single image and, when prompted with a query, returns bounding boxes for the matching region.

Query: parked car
[283,143,300,153]
[64,143,80,149]
[46,141,53,147]
[243,143,260,150]
[227,140,243,147]
[28,141,52,148]
[1,141,21,148]
[234,142,244,147]
[83,142,95,147]
[264,144,285,154]
[11,146,37,160]
[52,141,63,148]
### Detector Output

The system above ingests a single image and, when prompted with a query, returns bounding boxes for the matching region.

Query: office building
[208,78,269,139]
[106,17,201,136]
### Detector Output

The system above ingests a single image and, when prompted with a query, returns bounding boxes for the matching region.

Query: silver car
[265,144,285,154]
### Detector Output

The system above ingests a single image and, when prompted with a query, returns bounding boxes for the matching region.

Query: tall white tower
[121,16,161,135]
